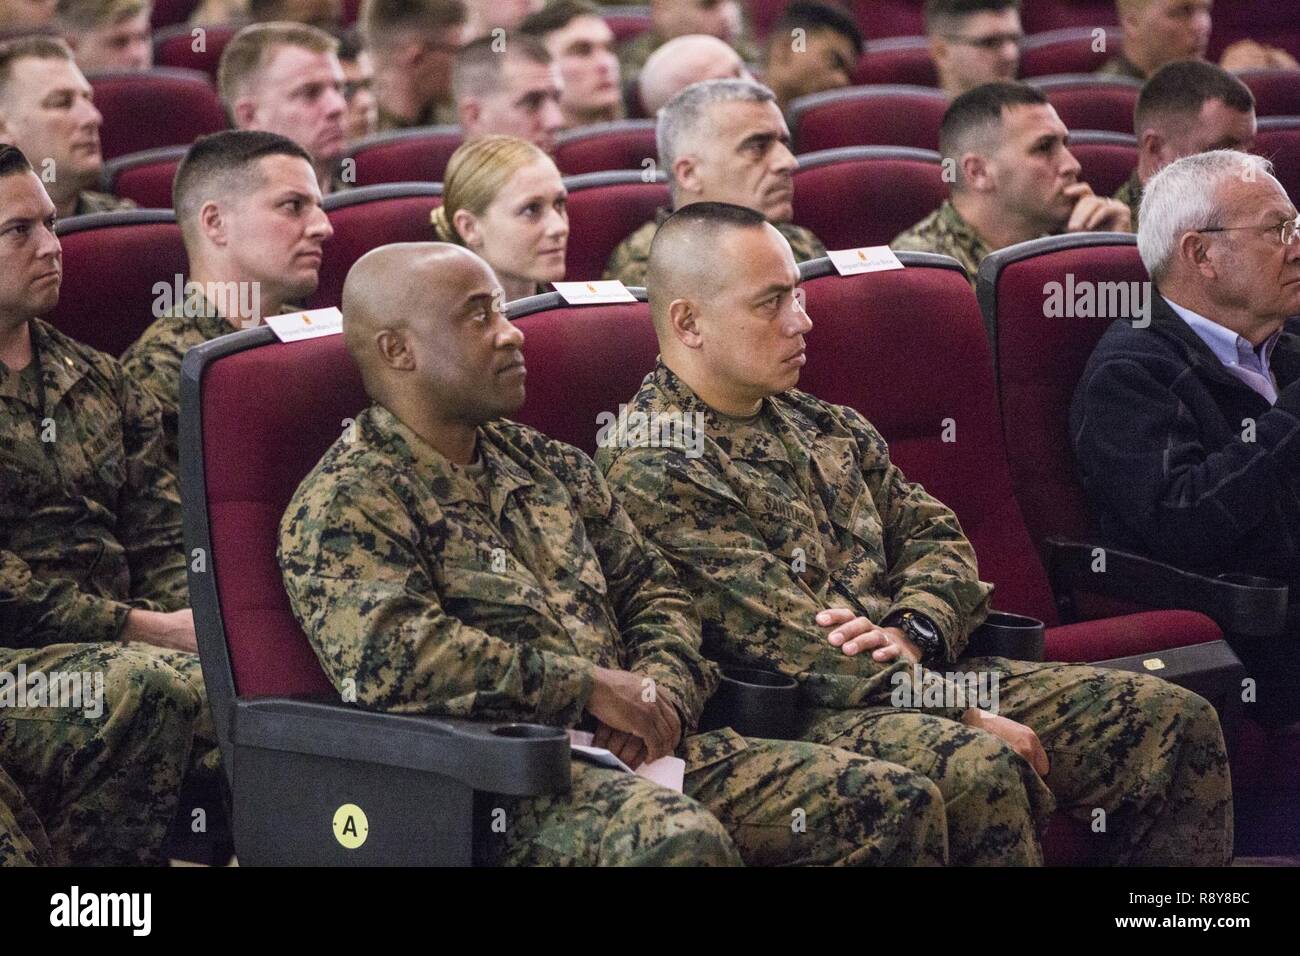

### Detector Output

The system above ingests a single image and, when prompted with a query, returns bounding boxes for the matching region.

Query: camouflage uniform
[597,362,1234,866]
[376,101,458,132]
[1113,170,1143,230]
[0,763,49,866]
[280,404,951,866]
[122,289,259,470]
[1096,55,1147,81]
[605,208,827,286]
[890,199,993,287]
[73,191,137,216]
[0,319,220,864]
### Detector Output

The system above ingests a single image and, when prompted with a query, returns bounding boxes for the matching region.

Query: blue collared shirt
[1163,297,1281,404]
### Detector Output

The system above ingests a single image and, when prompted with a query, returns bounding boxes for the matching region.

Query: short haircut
[218,22,339,108]
[770,2,863,56]
[173,130,313,238]
[938,80,1047,184]
[519,0,602,39]
[1138,149,1276,281]
[452,32,550,103]
[56,0,150,32]
[657,78,776,174]
[361,0,467,53]
[925,0,1020,32]
[647,200,769,319]
[0,36,75,105]
[1134,60,1255,136]
[0,143,34,179]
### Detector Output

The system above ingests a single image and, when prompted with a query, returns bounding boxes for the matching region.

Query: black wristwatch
[882,609,944,662]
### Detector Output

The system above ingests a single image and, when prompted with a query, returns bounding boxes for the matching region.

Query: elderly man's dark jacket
[1070,291,1300,586]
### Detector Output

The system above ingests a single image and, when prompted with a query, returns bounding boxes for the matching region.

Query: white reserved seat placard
[552,280,638,305]
[266,307,343,342]
[828,246,906,276]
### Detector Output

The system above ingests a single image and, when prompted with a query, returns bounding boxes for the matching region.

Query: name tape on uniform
[266,307,343,343]
[828,246,906,276]
[552,280,638,305]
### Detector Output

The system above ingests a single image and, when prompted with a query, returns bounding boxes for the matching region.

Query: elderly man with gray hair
[1071,149,1300,730]
[603,78,823,286]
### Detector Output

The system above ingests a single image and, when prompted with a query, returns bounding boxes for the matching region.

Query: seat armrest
[1043,537,1289,637]
[232,698,570,797]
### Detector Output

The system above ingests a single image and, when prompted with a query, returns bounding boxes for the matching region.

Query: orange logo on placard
[856,249,867,261]
[586,283,597,293]
[302,315,312,325]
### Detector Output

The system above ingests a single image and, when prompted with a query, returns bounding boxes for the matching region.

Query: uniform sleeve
[120,332,184,469]
[600,445,970,720]
[846,410,992,661]
[555,443,718,731]
[0,548,136,648]
[1071,353,1300,563]
[278,474,596,725]
[115,368,189,610]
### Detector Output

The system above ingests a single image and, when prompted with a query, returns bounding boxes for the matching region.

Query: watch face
[908,615,938,641]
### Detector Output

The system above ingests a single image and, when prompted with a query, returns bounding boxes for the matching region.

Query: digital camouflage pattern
[598,361,1234,865]
[0,762,49,866]
[890,199,993,286]
[122,290,262,469]
[0,319,220,864]
[73,191,137,216]
[1113,170,1143,230]
[279,404,953,865]
[604,208,827,286]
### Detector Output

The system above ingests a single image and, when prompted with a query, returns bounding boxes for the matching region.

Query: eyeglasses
[1197,217,1300,247]
[942,32,1024,51]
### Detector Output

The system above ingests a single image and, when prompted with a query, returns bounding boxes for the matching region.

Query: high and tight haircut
[172,130,313,237]
[1134,59,1254,136]
[925,0,1020,32]
[452,32,551,102]
[361,0,467,53]
[771,1,864,56]
[519,0,602,39]
[939,80,1048,188]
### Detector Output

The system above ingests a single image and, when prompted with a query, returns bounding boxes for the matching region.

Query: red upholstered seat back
[90,68,227,160]
[152,23,238,79]
[347,126,463,186]
[554,121,657,175]
[1031,75,1140,135]
[977,234,1147,550]
[1208,0,1300,60]
[791,85,949,153]
[509,295,659,454]
[151,0,197,27]
[1020,1,1117,32]
[102,146,186,208]
[561,171,669,281]
[50,211,188,356]
[308,184,443,309]
[1256,116,1300,202]
[603,8,652,43]
[199,332,363,697]
[792,146,948,250]
[1067,131,1138,197]
[849,0,923,38]
[796,258,1059,624]
[1240,70,1300,117]
[852,38,936,87]
[1021,28,1120,77]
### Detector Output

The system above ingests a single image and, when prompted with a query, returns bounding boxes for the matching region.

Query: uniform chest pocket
[744,485,826,574]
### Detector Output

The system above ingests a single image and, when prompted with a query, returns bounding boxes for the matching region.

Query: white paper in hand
[566,730,685,792]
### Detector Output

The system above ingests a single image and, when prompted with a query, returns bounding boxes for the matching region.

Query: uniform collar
[937,200,995,264]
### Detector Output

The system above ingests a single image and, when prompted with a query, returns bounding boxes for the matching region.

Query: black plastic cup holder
[699,666,800,740]
[491,723,563,739]
[967,611,1047,662]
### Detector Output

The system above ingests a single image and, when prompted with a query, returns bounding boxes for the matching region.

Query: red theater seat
[508,292,660,454]
[151,0,198,28]
[1067,130,1138,196]
[181,328,567,863]
[1240,69,1300,117]
[152,22,238,79]
[977,233,1299,854]
[561,170,670,281]
[851,36,936,87]
[554,119,657,175]
[604,6,652,44]
[1020,0,1117,33]
[101,145,186,208]
[1021,27,1121,77]
[790,84,949,153]
[1208,0,1300,62]
[1255,115,1300,201]
[792,146,948,250]
[308,183,443,309]
[849,0,923,39]
[49,209,188,356]
[89,67,227,160]
[1030,74,1141,135]
[345,125,463,187]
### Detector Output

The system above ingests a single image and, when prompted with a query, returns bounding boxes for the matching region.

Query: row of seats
[181,242,1297,863]
[83,64,1300,163]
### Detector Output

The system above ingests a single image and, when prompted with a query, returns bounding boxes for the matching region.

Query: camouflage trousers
[0,641,220,866]
[474,728,949,866]
[797,657,1233,866]
[0,762,50,866]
